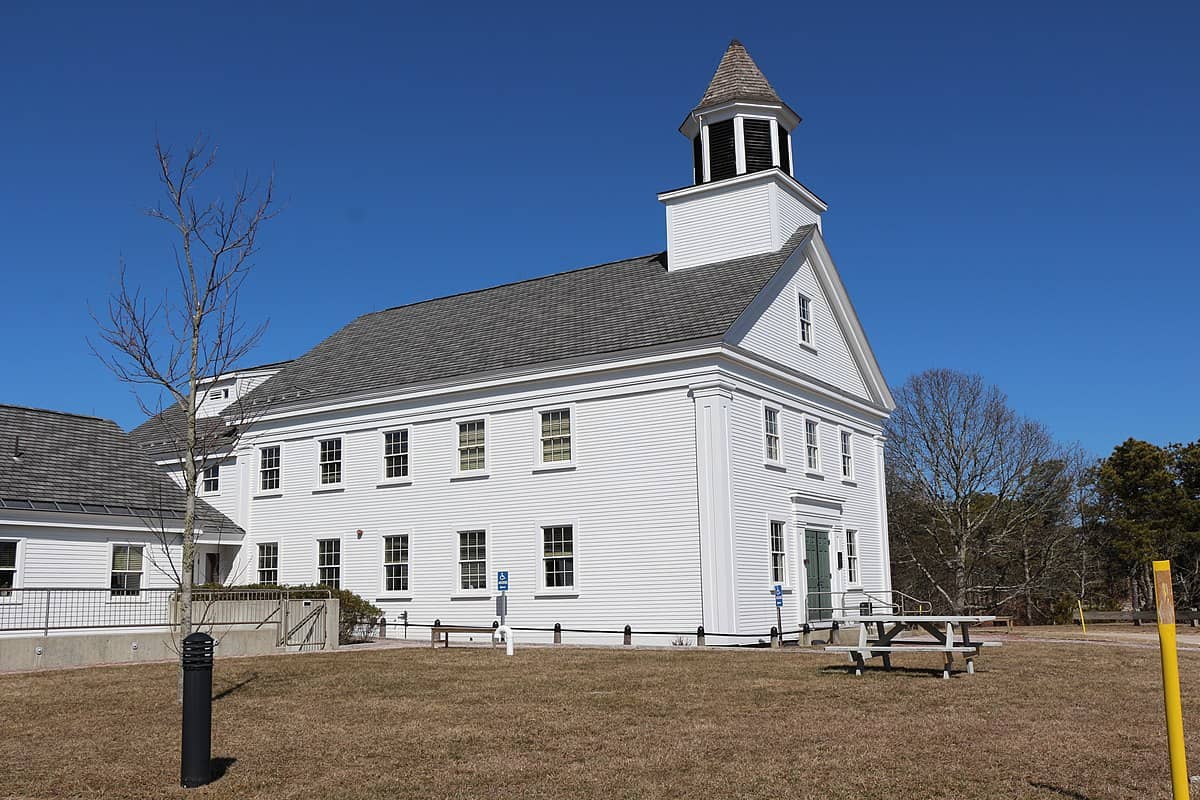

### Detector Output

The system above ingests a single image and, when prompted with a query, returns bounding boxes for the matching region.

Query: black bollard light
[180,632,215,788]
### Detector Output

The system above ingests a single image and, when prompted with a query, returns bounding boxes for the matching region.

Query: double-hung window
[457,420,486,472]
[542,525,574,590]
[259,446,281,492]
[0,541,18,597]
[318,438,343,485]
[539,408,572,464]
[317,539,340,589]
[846,530,859,584]
[258,542,279,584]
[798,294,813,346]
[383,429,409,480]
[769,521,787,585]
[458,530,487,590]
[384,535,409,593]
[111,544,144,597]
[805,418,821,472]
[764,406,781,463]
[201,464,220,494]
[840,430,854,480]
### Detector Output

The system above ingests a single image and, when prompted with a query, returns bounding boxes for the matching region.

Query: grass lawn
[2,639,1196,799]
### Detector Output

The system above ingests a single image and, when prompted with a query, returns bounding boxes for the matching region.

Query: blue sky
[1,1,1196,457]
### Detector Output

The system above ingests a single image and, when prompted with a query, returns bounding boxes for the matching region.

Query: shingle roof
[0,404,238,532]
[234,226,816,413]
[130,408,237,459]
[697,39,783,109]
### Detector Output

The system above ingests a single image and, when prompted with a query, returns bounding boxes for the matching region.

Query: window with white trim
[805,419,821,472]
[458,530,487,590]
[110,544,144,597]
[201,464,220,494]
[259,446,281,492]
[840,430,854,479]
[383,429,409,480]
[539,409,572,464]
[769,521,787,585]
[317,539,340,589]
[258,542,279,584]
[542,525,574,589]
[384,535,409,593]
[764,407,781,463]
[798,294,813,345]
[318,438,343,485]
[846,530,859,584]
[0,541,17,596]
[457,420,486,472]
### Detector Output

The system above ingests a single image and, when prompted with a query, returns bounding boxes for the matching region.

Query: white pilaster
[875,434,893,594]
[690,379,738,633]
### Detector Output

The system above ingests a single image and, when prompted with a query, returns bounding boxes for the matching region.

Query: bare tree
[885,369,1078,616]
[91,137,276,689]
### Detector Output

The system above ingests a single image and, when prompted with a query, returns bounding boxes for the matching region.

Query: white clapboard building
[132,40,896,642]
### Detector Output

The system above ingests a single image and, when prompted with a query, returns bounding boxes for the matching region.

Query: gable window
[257,542,279,584]
[458,530,487,590]
[259,446,281,492]
[769,521,787,585]
[382,429,410,480]
[798,294,813,346]
[0,541,18,597]
[539,408,572,464]
[110,544,144,597]
[384,535,410,593]
[542,525,575,589]
[201,464,220,494]
[846,530,859,585]
[317,539,340,589]
[457,420,486,472]
[318,438,343,485]
[763,406,781,463]
[840,430,854,480]
[805,419,821,473]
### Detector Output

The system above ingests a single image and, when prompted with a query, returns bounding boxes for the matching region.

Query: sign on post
[497,571,509,592]
[774,584,784,608]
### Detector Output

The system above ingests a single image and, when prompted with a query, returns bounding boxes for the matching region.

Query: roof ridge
[363,251,666,318]
[0,404,112,423]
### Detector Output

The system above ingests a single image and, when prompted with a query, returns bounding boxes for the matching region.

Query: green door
[805,529,832,622]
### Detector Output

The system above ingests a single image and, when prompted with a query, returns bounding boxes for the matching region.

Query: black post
[696,625,705,647]
[770,625,779,648]
[379,615,387,639]
[553,622,562,645]
[180,632,215,789]
[623,624,632,646]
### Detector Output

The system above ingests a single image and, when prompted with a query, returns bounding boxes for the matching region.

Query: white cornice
[658,168,828,215]
[679,100,802,137]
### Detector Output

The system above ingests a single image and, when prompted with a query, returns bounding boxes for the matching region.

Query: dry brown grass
[1,640,1196,799]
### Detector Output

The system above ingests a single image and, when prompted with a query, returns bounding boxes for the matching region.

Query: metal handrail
[803,590,933,617]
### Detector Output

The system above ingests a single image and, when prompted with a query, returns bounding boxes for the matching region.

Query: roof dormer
[660,40,827,271]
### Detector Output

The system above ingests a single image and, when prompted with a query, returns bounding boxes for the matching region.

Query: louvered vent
[692,135,704,183]
[708,119,737,182]
[779,128,791,176]
[743,118,773,174]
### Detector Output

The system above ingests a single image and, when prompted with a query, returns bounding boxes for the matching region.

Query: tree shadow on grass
[210,757,237,781]
[1028,781,1092,799]
[213,673,258,701]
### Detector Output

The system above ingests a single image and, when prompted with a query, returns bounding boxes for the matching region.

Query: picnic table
[826,614,1002,679]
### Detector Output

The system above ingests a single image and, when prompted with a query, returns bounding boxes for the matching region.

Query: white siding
[773,182,820,237]
[0,523,180,589]
[664,182,775,270]
[733,258,870,399]
[725,383,887,635]
[233,387,705,640]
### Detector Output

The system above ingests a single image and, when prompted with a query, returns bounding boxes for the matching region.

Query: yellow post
[1153,559,1190,799]
[1078,599,1087,635]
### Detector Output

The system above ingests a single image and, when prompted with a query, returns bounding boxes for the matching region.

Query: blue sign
[497,571,509,591]
[774,584,783,608]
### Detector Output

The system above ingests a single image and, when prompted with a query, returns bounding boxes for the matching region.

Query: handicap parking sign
[774,584,783,607]
[497,571,509,591]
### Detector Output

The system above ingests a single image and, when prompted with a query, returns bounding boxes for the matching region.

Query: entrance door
[205,552,221,585]
[804,529,832,622]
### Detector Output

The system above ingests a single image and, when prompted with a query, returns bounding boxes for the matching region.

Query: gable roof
[0,404,238,532]
[233,225,817,414]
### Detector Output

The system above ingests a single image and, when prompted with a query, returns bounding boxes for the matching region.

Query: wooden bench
[982,616,1014,631]
[430,625,496,648]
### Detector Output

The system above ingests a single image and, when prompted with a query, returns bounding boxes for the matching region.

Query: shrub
[192,583,382,645]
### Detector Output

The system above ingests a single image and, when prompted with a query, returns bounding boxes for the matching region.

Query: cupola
[660,40,827,271]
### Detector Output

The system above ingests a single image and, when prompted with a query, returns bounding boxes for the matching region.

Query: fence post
[554,622,562,645]
[379,616,387,639]
[830,620,840,645]
[696,626,705,647]
[43,589,51,637]
[623,624,632,646]
[770,626,779,648]
[801,622,811,646]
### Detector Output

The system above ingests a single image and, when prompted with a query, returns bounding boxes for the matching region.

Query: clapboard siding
[2,523,180,589]
[234,387,704,637]
[664,182,776,270]
[733,257,870,399]
[726,383,887,634]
